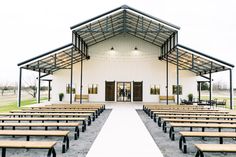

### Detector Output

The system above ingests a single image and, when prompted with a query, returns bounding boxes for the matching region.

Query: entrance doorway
[133,81,143,101]
[105,81,115,101]
[117,82,131,102]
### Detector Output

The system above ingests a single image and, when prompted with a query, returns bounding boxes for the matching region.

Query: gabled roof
[71,5,179,47]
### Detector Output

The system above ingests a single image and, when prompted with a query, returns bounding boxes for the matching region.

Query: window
[150,85,160,95]
[66,84,76,94]
[172,85,182,95]
[88,84,98,94]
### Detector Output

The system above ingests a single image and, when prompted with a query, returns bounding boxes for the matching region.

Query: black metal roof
[17,4,233,76]
[71,4,179,47]
[160,44,234,76]
[18,43,86,74]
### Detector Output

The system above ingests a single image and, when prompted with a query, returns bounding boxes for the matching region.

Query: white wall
[51,33,197,102]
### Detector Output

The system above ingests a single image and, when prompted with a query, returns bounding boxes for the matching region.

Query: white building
[17,5,234,107]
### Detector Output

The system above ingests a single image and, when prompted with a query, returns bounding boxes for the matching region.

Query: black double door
[105,81,143,102]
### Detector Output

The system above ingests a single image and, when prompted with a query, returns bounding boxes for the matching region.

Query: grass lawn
[0,97,47,113]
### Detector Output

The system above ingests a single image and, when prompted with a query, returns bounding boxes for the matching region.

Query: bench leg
[47,147,56,157]
[157,117,162,127]
[92,114,95,121]
[82,120,86,132]
[74,126,79,140]
[2,148,6,157]
[195,150,204,157]
[169,127,175,141]
[179,136,187,153]
[88,116,91,126]
[162,121,167,133]
[62,135,70,153]
[153,114,157,123]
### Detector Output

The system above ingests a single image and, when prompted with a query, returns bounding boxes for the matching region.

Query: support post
[176,48,179,105]
[198,82,201,102]
[48,80,51,101]
[166,53,169,105]
[229,69,233,109]
[209,72,212,106]
[17,67,22,108]
[70,49,73,104]
[80,58,83,104]
[37,69,41,103]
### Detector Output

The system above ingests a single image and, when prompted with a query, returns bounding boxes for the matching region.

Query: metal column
[198,82,201,102]
[80,58,83,104]
[209,72,212,106]
[17,67,22,108]
[37,70,41,103]
[176,48,179,105]
[229,69,233,109]
[166,54,169,105]
[48,80,51,101]
[70,49,73,104]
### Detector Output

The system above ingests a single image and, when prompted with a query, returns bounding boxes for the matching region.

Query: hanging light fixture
[134,46,138,51]
[111,47,114,51]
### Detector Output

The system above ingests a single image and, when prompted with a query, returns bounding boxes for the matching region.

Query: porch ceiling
[160,44,234,76]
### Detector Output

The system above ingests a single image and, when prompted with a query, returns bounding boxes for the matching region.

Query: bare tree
[23,75,37,98]
[0,81,10,96]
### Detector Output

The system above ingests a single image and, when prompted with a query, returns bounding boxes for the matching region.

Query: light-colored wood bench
[0,112,93,124]
[179,132,236,153]
[152,110,229,121]
[11,109,97,120]
[74,94,89,102]
[169,123,236,141]
[156,114,236,127]
[0,130,69,153]
[0,117,87,132]
[162,118,236,132]
[159,96,175,102]
[195,144,236,157]
[0,140,56,157]
[0,122,80,140]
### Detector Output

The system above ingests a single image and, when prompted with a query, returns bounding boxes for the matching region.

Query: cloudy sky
[0,0,235,87]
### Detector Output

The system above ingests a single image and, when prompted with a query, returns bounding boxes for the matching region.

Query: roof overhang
[160,44,234,76]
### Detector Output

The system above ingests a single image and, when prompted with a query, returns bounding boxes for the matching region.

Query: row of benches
[144,104,236,157]
[0,103,105,156]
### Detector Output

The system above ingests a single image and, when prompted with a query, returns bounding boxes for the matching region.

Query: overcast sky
[0,0,235,87]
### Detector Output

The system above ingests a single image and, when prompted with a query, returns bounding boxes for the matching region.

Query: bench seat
[0,140,56,157]
[169,123,236,141]
[0,130,69,153]
[0,117,87,132]
[179,132,236,153]
[195,144,236,157]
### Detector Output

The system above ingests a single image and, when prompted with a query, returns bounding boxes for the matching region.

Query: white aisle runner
[86,104,163,157]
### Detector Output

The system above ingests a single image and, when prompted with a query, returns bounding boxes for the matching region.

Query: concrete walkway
[86,103,163,157]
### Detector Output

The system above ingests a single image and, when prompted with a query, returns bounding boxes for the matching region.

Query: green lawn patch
[0,97,47,113]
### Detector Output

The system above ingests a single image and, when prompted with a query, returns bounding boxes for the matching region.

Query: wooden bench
[179,132,236,153]
[0,112,93,124]
[195,144,236,157]
[11,110,97,120]
[0,122,80,140]
[152,110,229,121]
[159,96,175,102]
[162,118,236,132]
[169,123,236,141]
[74,94,89,102]
[0,117,87,132]
[0,130,69,153]
[0,140,56,157]
[156,114,236,127]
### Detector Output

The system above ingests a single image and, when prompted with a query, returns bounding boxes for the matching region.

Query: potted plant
[188,93,193,102]
[59,93,64,101]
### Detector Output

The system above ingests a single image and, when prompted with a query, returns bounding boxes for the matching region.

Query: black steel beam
[70,48,73,104]
[17,67,22,107]
[229,69,233,109]
[176,48,179,105]
[80,57,83,104]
